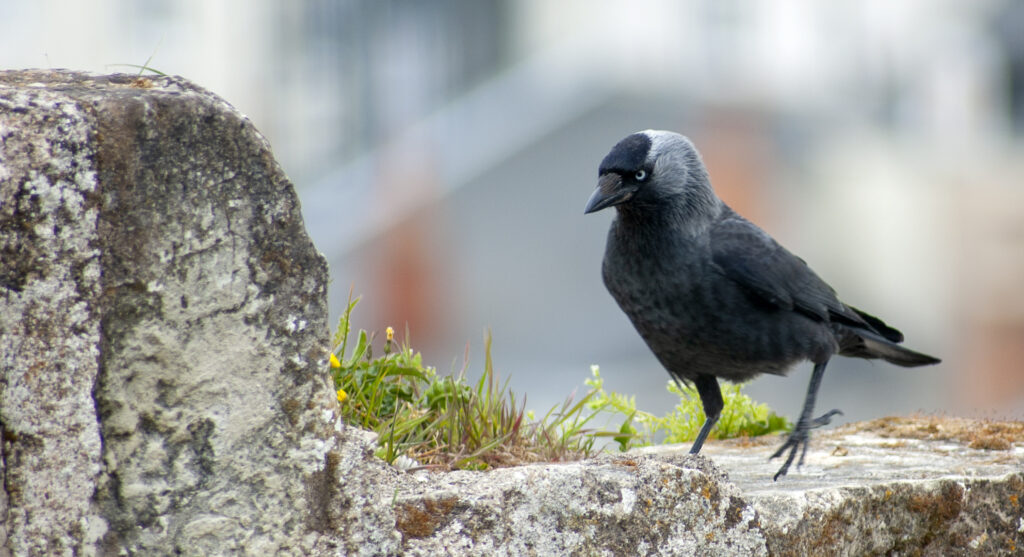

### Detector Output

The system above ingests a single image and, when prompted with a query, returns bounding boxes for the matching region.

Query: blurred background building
[4,0,1023,423]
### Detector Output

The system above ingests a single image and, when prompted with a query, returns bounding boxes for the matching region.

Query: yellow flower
[329,353,341,368]
[385,326,394,342]
[336,389,348,403]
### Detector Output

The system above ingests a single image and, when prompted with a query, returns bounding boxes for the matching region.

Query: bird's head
[584,130,720,222]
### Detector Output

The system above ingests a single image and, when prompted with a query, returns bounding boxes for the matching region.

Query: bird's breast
[602,228,709,336]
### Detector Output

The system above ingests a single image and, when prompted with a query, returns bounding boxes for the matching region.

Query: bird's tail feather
[849,306,904,342]
[852,328,941,367]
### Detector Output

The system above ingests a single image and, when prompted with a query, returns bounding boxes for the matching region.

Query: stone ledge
[686,418,1024,556]
[346,416,1022,556]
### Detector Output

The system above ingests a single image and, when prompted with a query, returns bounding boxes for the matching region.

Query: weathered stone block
[1,70,338,555]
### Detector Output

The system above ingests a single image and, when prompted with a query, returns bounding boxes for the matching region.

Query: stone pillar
[1,70,337,555]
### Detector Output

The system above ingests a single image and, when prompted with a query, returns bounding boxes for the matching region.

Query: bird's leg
[770,360,842,480]
[688,374,723,454]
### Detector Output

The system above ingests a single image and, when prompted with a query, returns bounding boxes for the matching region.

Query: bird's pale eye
[634,169,648,182]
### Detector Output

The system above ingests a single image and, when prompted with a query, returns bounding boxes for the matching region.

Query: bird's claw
[769,429,806,481]
[810,408,843,428]
[769,409,842,481]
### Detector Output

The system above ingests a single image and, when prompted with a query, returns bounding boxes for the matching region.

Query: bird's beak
[584,173,632,214]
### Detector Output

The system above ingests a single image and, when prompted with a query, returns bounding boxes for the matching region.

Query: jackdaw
[584,130,940,480]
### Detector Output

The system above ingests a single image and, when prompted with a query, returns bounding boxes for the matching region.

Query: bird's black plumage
[585,130,940,479]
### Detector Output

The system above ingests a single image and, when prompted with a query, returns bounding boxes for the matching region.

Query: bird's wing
[709,212,868,327]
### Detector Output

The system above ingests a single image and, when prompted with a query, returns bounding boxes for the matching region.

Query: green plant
[585,366,791,451]
[329,294,611,470]
[329,293,790,470]
[108,42,167,76]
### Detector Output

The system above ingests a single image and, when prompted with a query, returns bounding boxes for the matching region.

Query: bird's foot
[810,409,843,428]
[769,409,843,481]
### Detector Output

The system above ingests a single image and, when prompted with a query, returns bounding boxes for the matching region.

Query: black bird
[584,130,940,480]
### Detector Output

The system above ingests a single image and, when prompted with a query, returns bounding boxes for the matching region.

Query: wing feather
[710,211,867,328]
